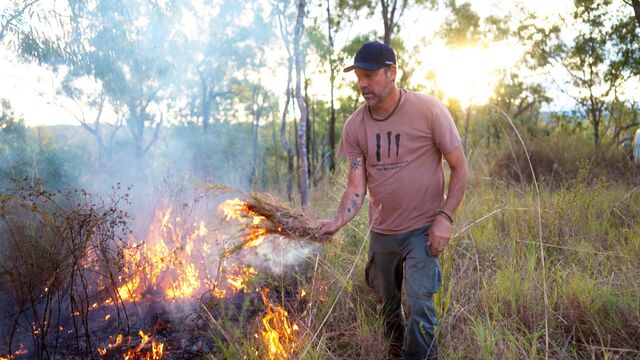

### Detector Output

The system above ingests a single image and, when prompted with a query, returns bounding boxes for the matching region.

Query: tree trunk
[592,110,601,149]
[293,115,300,195]
[276,2,296,203]
[587,98,606,150]
[632,0,640,28]
[294,0,309,207]
[251,88,260,188]
[200,76,211,132]
[326,0,337,172]
[271,112,281,192]
[127,103,145,163]
[304,75,314,186]
[380,0,398,45]
[283,87,295,203]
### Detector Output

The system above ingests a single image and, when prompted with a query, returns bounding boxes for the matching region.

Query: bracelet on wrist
[437,210,454,224]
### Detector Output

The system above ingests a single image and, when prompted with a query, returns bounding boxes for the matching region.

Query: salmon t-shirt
[337,89,461,234]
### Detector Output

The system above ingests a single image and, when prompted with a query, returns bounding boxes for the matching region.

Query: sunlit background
[419,41,524,107]
[0,0,616,127]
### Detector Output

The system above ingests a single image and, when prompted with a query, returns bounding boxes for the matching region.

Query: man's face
[354,66,395,107]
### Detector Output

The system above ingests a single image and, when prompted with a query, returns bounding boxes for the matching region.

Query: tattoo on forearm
[347,194,361,214]
[350,158,361,171]
[342,192,362,216]
[349,198,358,210]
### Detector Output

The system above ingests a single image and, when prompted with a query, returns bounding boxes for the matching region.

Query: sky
[1,0,637,127]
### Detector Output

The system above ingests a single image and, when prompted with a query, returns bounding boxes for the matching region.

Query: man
[318,41,467,359]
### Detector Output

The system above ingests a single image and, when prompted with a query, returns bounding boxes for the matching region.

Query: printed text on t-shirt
[370,160,409,171]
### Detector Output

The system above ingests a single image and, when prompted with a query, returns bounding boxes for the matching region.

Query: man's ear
[389,65,397,82]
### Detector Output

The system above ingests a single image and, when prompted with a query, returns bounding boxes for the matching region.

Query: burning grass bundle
[246,193,330,242]
[218,192,331,257]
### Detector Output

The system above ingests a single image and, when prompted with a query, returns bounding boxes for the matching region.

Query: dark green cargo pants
[366,225,441,360]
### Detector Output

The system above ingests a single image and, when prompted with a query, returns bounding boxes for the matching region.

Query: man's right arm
[319,157,367,235]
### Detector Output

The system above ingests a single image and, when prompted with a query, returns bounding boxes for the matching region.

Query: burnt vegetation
[0,180,131,358]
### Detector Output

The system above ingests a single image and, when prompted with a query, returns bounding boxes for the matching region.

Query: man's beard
[362,78,392,107]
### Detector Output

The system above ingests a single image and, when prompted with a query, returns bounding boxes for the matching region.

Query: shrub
[0,181,130,357]
[491,132,640,186]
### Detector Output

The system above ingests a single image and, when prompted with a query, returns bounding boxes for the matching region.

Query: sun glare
[422,41,523,107]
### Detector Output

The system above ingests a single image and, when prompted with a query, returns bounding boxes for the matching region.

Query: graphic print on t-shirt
[372,131,408,171]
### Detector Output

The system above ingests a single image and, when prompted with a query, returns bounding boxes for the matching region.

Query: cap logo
[385,61,394,64]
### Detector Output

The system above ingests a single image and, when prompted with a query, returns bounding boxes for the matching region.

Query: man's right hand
[317,219,340,236]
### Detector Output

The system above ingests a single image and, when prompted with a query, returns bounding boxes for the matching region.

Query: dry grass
[244,192,331,244]
[491,131,640,187]
[202,183,333,258]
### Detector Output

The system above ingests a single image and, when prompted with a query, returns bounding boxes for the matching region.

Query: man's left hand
[427,215,452,257]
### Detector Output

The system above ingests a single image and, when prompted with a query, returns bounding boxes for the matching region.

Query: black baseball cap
[343,41,396,72]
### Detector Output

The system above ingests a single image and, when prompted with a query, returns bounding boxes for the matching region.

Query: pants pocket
[365,253,375,290]
[407,259,441,297]
[407,232,442,297]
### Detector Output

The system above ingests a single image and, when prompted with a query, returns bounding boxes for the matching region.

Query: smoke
[242,234,321,275]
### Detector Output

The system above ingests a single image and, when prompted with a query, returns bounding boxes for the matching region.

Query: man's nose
[358,78,368,89]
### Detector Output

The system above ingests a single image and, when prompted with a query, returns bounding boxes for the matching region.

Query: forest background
[1,0,640,359]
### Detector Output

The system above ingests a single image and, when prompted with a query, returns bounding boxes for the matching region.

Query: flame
[212,288,227,298]
[106,334,124,349]
[164,261,199,298]
[218,199,268,249]
[117,274,141,302]
[99,331,163,359]
[113,206,213,302]
[122,330,164,360]
[211,264,258,299]
[220,199,247,220]
[226,266,257,292]
[0,344,29,359]
[258,289,296,359]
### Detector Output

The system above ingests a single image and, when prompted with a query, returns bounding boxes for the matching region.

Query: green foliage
[440,1,513,46]
[0,101,84,189]
[519,0,640,147]
[440,1,481,46]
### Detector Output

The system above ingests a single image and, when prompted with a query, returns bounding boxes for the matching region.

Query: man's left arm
[428,145,468,256]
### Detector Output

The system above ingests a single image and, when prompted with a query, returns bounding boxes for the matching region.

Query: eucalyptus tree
[2,0,181,180]
[1,0,65,54]
[174,1,273,132]
[235,81,278,188]
[629,0,640,27]
[273,0,297,202]
[294,0,310,207]
[520,0,640,148]
[69,1,179,173]
[337,0,435,45]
